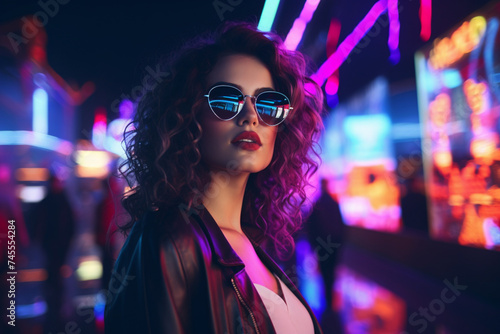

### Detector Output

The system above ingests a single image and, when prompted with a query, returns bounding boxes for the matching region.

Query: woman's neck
[201,171,249,234]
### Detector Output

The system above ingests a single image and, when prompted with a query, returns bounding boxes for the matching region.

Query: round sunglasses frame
[204,84,293,126]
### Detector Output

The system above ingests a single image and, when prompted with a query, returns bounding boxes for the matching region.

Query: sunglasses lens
[208,86,244,120]
[256,92,291,126]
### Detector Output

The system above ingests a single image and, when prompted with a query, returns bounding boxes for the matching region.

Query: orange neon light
[429,182,448,200]
[479,203,500,218]
[346,165,400,210]
[429,16,486,69]
[18,269,48,282]
[75,165,109,179]
[428,93,452,176]
[470,137,498,161]
[433,152,452,174]
[487,185,500,201]
[429,93,450,126]
[15,168,50,182]
[462,162,488,197]
[464,79,487,113]
[458,204,486,247]
[448,166,463,197]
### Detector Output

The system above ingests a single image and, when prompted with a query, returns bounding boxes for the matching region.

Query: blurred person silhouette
[94,174,126,290]
[400,174,429,234]
[306,178,345,312]
[32,172,76,331]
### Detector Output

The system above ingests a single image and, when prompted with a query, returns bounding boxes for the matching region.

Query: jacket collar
[193,204,265,268]
[187,205,324,334]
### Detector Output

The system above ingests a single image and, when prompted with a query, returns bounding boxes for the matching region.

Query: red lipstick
[231,131,262,150]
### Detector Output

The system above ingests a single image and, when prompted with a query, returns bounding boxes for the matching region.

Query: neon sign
[428,93,452,174]
[416,3,500,251]
[284,0,321,50]
[429,16,487,69]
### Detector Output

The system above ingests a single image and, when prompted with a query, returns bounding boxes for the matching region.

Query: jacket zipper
[231,277,261,334]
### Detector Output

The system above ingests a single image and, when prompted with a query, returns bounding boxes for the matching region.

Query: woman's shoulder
[105,206,211,332]
[121,205,211,263]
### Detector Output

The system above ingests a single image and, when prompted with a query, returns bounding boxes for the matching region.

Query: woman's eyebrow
[209,81,275,95]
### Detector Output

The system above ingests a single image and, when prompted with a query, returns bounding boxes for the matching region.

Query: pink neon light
[94,114,107,126]
[325,76,339,95]
[311,0,387,86]
[326,19,341,97]
[284,0,321,50]
[92,107,107,149]
[285,20,306,51]
[420,0,432,41]
[388,0,400,64]
[326,19,342,57]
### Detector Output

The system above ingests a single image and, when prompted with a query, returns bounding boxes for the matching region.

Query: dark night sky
[1,0,493,135]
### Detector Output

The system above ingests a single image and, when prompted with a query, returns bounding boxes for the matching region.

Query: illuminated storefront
[416,4,500,250]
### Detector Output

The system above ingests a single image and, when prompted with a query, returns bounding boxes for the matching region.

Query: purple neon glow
[284,0,321,51]
[119,99,134,119]
[311,0,387,86]
[388,0,400,64]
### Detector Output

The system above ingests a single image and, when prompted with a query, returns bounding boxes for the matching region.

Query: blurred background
[1,0,500,333]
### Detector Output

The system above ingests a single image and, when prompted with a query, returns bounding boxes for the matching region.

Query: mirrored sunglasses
[204,85,292,126]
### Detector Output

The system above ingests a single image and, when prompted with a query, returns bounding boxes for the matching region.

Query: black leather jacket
[104,204,323,334]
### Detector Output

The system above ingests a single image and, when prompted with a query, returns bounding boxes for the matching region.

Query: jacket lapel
[192,204,322,334]
[193,205,276,333]
[193,205,244,271]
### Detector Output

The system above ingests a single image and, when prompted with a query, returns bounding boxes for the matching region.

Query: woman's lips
[232,141,261,151]
[231,131,261,151]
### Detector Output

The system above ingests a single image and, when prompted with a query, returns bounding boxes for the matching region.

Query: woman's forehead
[207,54,274,92]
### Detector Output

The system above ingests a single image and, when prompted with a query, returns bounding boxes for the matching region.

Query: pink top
[253,275,315,334]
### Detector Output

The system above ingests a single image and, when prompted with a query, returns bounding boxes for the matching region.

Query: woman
[104,22,325,334]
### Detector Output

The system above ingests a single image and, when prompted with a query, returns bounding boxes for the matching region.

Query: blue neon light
[0,131,73,155]
[442,69,463,89]
[17,300,47,318]
[33,88,48,134]
[258,0,281,32]
[343,114,392,161]
[485,18,500,102]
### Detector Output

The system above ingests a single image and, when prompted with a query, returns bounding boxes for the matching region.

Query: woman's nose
[237,95,259,125]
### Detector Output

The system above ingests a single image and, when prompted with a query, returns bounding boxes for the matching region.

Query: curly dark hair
[119,22,325,259]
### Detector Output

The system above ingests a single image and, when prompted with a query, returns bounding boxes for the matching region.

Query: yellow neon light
[75,150,112,168]
[75,259,102,281]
